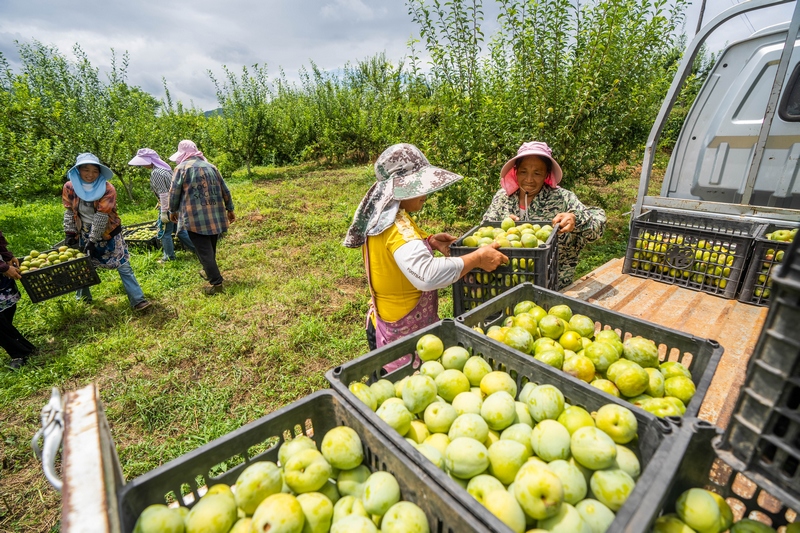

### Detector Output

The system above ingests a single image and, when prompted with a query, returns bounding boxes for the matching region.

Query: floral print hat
[344,143,463,248]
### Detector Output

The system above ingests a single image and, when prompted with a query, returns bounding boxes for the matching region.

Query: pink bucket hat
[500,141,563,194]
[169,140,207,164]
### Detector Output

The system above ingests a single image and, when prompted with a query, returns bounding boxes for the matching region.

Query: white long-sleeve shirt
[393,239,464,291]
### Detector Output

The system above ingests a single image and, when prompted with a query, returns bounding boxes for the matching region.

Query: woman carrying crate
[482,141,607,289]
[0,230,36,369]
[62,153,152,311]
[344,144,508,356]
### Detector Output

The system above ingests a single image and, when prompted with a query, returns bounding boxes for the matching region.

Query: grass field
[0,158,663,532]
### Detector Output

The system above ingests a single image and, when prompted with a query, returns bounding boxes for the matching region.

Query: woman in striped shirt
[128,148,196,262]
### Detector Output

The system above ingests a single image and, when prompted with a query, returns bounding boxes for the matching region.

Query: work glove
[65,233,79,248]
[82,241,97,256]
[160,210,170,224]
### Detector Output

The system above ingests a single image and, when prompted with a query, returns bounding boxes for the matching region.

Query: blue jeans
[161,222,196,260]
[76,262,146,307]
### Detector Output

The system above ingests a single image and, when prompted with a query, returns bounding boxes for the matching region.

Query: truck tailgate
[562,258,769,428]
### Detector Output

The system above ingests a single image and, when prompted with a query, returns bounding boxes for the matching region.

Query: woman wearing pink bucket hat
[483,141,606,289]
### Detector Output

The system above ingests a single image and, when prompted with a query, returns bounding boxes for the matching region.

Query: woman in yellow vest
[344,144,507,355]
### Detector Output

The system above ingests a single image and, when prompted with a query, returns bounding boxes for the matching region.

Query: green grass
[0,159,655,531]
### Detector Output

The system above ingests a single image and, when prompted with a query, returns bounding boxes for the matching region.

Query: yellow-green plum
[228,517,250,533]
[318,480,340,505]
[537,502,592,533]
[376,401,412,436]
[576,499,616,533]
[448,413,489,442]
[407,420,430,444]
[480,371,518,398]
[526,384,565,422]
[613,445,641,480]
[531,419,572,462]
[500,423,533,456]
[467,474,506,505]
[483,489,527,533]
[730,518,778,532]
[547,460,588,505]
[590,468,635,511]
[481,391,517,431]
[279,436,318,468]
[645,368,666,398]
[251,493,305,533]
[420,360,445,380]
[664,377,696,406]
[570,427,617,470]
[361,471,401,516]
[133,504,185,533]
[676,488,722,533]
[234,461,283,515]
[423,433,451,456]
[369,379,396,407]
[424,401,458,434]
[330,514,378,533]
[402,375,438,414]
[513,401,533,427]
[593,404,638,444]
[416,334,444,361]
[652,514,696,533]
[445,437,490,479]
[435,369,471,402]
[557,406,596,435]
[415,443,444,469]
[349,382,378,411]
[463,356,493,387]
[487,439,530,485]
[296,492,333,533]
[452,392,482,416]
[332,495,369,523]
[284,449,332,494]
[337,465,371,498]
[441,346,471,370]
[513,462,564,520]
[381,501,430,533]
[185,486,237,533]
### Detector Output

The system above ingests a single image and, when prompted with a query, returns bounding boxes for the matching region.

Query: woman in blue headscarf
[62,153,152,310]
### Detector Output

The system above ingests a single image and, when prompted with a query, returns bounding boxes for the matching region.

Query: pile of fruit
[132,427,430,533]
[349,333,645,533]
[18,247,86,273]
[750,227,797,299]
[629,231,738,290]
[652,487,799,533]
[124,225,159,241]
[471,301,695,417]
[460,218,554,249]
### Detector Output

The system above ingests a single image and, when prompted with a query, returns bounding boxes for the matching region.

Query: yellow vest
[365,210,428,323]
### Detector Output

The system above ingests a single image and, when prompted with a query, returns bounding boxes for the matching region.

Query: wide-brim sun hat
[128,148,172,170]
[343,143,464,248]
[378,143,464,200]
[71,152,114,181]
[499,141,563,186]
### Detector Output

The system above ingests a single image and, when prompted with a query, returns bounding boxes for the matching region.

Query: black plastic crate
[19,248,100,303]
[718,233,800,506]
[620,419,798,532]
[622,210,763,299]
[450,220,558,316]
[738,224,799,307]
[776,227,800,290]
[457,283,724,419]
[117,389,489,533]
[327,319,676,533]
[121,221,160,248]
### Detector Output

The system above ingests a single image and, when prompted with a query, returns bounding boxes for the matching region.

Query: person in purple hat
[482,141,606,289]
[128,148,196,263]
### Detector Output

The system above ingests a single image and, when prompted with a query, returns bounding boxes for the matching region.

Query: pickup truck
[34,0,800,530]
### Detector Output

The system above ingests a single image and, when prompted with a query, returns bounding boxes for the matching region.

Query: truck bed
[562,258,769,428]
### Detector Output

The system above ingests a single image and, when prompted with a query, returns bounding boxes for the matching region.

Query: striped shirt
[149,167,173,197]
[169,157,234,235]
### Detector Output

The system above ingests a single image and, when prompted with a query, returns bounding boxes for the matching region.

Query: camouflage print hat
[344,143,464,248]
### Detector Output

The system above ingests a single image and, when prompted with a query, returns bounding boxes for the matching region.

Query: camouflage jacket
[483,185,606,289]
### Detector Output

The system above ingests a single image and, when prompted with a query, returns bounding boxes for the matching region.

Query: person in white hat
[62,153,152,310]
[128,148,196,263]
[345,143,507,358]
[483,141,606,289]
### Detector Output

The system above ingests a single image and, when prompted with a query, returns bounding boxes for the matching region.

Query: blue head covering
[68,153,113,202]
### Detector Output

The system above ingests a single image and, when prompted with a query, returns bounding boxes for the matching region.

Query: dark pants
[188,231,223,285]
[0,304,35,359]
[366,320,377,351]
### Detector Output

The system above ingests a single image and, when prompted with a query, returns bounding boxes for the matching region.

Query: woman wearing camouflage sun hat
[345,143,507,356]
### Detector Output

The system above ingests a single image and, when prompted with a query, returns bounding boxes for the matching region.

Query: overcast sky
[0,0,795,112]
